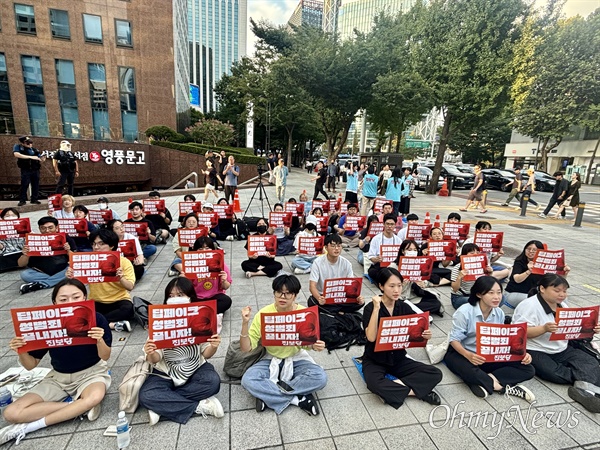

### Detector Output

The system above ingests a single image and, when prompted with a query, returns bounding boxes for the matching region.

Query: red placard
[70,251,121,283]
[323,277,362,304]
[26,233,67,256]
[123,222,149,241]
[177,227,209,247]
[148,301,217,349]
[531,249,566,275]
[247,235,277,257]
[367,222,384,237]
[407,224,432,241]
[344,215,366,231]
[328,198,341,212]
[11,302,97,353]
[196,213,219,228]
[460,254,488,281]
[339,203,349,214]
[443,222,471,241]
[88,210,113,226]
[269,212,293,228]
[476,322,527,362]
[550,306,599,341]
[285,202,304,216]
[261,306,320,346]
[0,218,31,238]
[48,194,62,212]
[118,239,138,261]
[311,200,329,213]
[179,201,203,217]
[143,199,166,215]
[380,244,402,267]
[474,231,504,253]
[298,236,325,256]
[181,250,224,279]
[57,218,88,237]
[213,204,234,219]
[373,198,388,213]
[427,240,457,262]
[398,256,434,281]
[316,216,328,233]
[375,312,430,351]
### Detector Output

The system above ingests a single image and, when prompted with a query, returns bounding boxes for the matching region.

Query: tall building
[337,0,414,39]
[188,0,247,114]
[0,0,190,140]
[288,0,324,29]
[322,0,340,33]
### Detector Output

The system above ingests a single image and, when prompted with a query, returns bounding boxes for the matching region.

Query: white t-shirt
[367,232,402,259]
[309,255,353,293]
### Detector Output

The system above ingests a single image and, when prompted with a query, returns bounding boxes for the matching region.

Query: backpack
[132,296,151,329]
[234,218,250,240]
[223,340,266,378]
[318,309,367,353]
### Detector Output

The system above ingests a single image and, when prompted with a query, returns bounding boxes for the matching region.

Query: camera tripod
[242,168,271,219]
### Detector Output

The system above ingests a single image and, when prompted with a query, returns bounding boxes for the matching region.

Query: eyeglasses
[39,226,56,232]
[274,291,295,299]
[327,243,342,249]
[92,241,108,248]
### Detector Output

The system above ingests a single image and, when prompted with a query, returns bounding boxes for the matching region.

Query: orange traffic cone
[127,198,133,219]
[424,212,431,224]
[438,178,449,196]
[233,189,243,213]
[434,214,441,228]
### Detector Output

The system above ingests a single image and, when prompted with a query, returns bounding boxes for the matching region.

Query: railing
[168,172,198,190]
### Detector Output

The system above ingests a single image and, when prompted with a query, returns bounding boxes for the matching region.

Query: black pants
[430,266,451,285]
[132,263,145,283]
[368,263,382,283]
[362,354,442,409]
[94,300,134,323]
[0,253,22,272]
[241,260,282,277]
[196,293,232,314]
[56,171,75,195]
[224,185,236,203]
[529,346,600,386]
[444,346,535,394]
[313,183,328,200]
[542,197,566,216]
[307,295,363,314]
[20,169,40,202]
[344,191,358,204]
[327,176,336,191]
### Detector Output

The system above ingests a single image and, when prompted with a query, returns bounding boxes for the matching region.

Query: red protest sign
[178,227,209,247]
[196,213,218,228]
[247,235,277,257]
[316,216,328,233]
[550,306,599,341]
[0,218,31,239]
[213,204,234,219]
[407,224,432,241]
[339,203,349,214]
[285,202,305,216]
[373,198,388,213]
[57,218,88,237]
[375,312,430,352]
[443,222,471,241]
[460,254,488,282]
[181,250,224,280]
[26,233,67,256]
[143,199,166,215]
[118,239,138,261]
[311,200,328,213]
[323,277,362,304]
[269,212,293,228]
[298,236,325,256]
[474,231,504,253]
[11,301,97,353]
[179,201,203,217]
[531,249,566,275]
[328,198,341,212]
[367,222,384,237]
[344,215,366,231]
[70,251,121,283]
[148,301,217,349]
[261,306,320,346]
[427,240,457,262]
[48,194,62,212]
[476,322,527,362]
[398,256,434,281]
[380,244,401,267]
[88,209,113,226]
[123,222,149,241]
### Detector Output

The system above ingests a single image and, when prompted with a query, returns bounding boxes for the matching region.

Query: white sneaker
[148,409,161,426]
[226,235,235,241]
[196,396,224,418]
[0,423,27,445]
[504,384,535,403]
[538,213,546,218]
[87,403,102,421]
[293,267,310,275]
[168,268,179,277]
[114,320,132,332]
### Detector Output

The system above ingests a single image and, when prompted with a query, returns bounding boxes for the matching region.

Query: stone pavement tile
[360,393,420,427]
[283,437,336,450]
[6,433,71,450]
[425,419,490,450]
[106,366,128,395]
[537,403,600,446]
[310,349,343,370]
[343,367,372,395]
[430,319,453,335]
[432,362,462,386]
[333,345,365,368]
[473,424,537,450]
[112,345,142,367]
[67,422,180,450]
[319,395,375,436]
[277,405,331,444]
[436,383,498,414]
[78,393,121,431]
[316,368,356,399]
[570,403,600,427]
[379,424,437,450]
[489,378,566,411]
[507,405,580,450]
[177,413,230,450]
[333,430,387,450]
[15,416,81,442]
[230,409,282,450]
[229,383,255,411]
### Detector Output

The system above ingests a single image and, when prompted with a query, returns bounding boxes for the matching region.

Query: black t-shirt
[317,168,328,184]
[28,236,77,275]
[28,313,112,373]
[54,150,77,172]
[205,168,217,186]
[506,258,542,294]
[511,173,522,190]
[124,218,156,241]
[474,172,485,192]
[146,208,173,231]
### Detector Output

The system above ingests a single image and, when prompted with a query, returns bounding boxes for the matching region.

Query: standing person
[460,165,487,213]
[52,140,79,196]
[345,164,358,204]
[327,159,337,193]
[311,161,329,200]
[399,167,413,216]
[378,164,392,195]
[222,155,240,203]
[272,158,289,203]
[501,167,522,206]
[202,160,221,201]
[520,168,539,209]
[385,168,403,215]
[305,159,313,174]
[0,208,25,273]
[360,166,379,217]
[554,172,582,220]
[13,136,45,206]
[267,153,277,185]
[539,172,568,219]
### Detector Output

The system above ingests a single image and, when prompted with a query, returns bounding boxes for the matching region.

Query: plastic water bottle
[0,387,12,414]
[116,411,130,449]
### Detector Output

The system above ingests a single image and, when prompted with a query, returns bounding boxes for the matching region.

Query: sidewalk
[0,167,599,450]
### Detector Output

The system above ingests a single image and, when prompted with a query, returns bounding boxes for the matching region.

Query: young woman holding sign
[445,276,535,401]
[362,268,442,409]
[139,277,223,425]
[1,279,111,446]
[421,227,451,287]
[450,244,495,310]
[241,218,283,278]
[106,219,145,283]
[191,236,232,315]
[168,213,200,277]
[512,274,600,413]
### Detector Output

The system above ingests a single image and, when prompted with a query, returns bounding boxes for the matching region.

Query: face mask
[98,203,107,210]
[305,224,316,231]
[257,225,268,233]
[405,250,418,257]
[167,296,190,305]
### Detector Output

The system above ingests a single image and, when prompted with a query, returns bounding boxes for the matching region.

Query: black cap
[97,196,109,203]
[19,136,32,143]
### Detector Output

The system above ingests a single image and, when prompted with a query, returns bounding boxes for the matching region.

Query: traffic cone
[438,178,449,196]
[434,214,441,228]
[424,212,431,224]
[233,189,243,213]
[127,198,133,219]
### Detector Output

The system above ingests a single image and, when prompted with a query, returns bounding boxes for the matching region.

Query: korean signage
[323,278,362,304]
[123,222,149,241]
[476,323,527,362]
[118,239,138,261]
[247,235,277,257]
[196,213,219,229]
[375,312,430,351]
[344,215,366,232]
[285,202,304,216]
[148,301,217,349]
[427,240,457,262]
[213,204,234,220]
[143,199,166,215]
[181,250,224,280]
[57,218,88,238]
[398,256,434,281]
[531,249,566,275]
[179,201,203,217]
[297,236,324,256]
[443,222,471,241]
[380,244,402,267]
[474,231,504,253]
[26,233,67,256]
[550,306,599,341]
[177,227,209,247]
[269,212,293,228]
[367,222,384,237]
[88,210,113,226]
[48,194,62,212]
[407,224,433,241]
[70,251,121,283]
[260,306,320,346]
[0,218,31,239]
[460,254,488,282]
[41,149,146,165]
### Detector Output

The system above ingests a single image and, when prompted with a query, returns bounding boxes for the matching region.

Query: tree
[448,115,512,166]
[186,119,235,147]
[145,125,179,141]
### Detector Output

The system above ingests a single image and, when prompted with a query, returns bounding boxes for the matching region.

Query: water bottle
[0,387,13,415]
[116,411,130,449]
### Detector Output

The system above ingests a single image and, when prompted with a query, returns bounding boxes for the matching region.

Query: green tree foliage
[186,119,235,147]
[448,115,513,166]
[145,125,180,141]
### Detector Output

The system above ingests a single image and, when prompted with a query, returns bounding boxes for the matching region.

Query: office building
[288,0,324,29]
[337,0,414,39]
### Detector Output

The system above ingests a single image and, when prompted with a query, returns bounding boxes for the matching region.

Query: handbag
[118,356,169,413]
[426,337,450,364]
[132,296,151,329]
[223,340,266,379]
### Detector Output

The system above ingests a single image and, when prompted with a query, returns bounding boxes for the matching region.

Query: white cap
[203,202,214,209]
[60,140,71,151]
[305,215,318,226]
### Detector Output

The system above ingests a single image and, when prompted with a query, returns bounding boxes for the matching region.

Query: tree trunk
[395,133,401,153]
[387,134,392,152]
[286,124,295,171]
[585,136,600,185]
[426,110,452,195]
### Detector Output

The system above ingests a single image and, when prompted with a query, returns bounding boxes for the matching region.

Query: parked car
[482,169,516,192]
[425,164,474,189]
[414,167,444,190]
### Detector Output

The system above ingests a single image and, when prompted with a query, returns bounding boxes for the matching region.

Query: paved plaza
[1,168,599,450]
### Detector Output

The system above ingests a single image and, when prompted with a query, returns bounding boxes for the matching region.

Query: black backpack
[132,296,151,329]
[235,218,250,240]
[318,309,367,353]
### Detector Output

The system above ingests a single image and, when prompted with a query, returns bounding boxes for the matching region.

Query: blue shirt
[346,172,358,192]
[400,175,412,197]
[449,302,505,353]
[385,178,403,202]
[362,174,378,198]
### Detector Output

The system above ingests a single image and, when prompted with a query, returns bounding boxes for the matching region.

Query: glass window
[49,9,70,39]
[115,19,132,47]
[83,14,102,43]
[118,67,137,142]
[20,55,48,136]
[0,54,15,134]
[88,63,109,140]
[15,4,36,34]
[55,59,80,138]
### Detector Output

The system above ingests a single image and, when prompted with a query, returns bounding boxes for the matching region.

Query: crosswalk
[534,201,600,224]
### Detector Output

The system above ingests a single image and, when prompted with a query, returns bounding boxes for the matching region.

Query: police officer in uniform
[53,140,79,196]
[13,136,45,206]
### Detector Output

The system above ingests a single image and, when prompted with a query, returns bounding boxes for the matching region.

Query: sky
[245,0,600,55]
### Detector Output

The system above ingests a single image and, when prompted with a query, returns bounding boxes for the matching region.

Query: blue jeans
[241,358,327,414]
[291,255,316,271]
[21,267,67,288]
[142,244,157,259]
[451,293,470,310]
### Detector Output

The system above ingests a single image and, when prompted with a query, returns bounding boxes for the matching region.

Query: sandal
[459,208,467,212]
[480,209,487,213]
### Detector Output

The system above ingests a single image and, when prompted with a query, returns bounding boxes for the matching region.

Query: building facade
[337,0,414,39]
[188,0,247,114]
[288,0,324,29]
[0,0,190,141]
